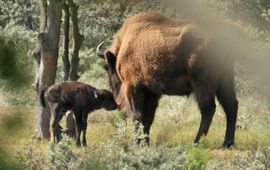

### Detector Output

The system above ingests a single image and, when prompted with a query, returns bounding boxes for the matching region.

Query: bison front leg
[141,90,160,144]
[125,85,145,144]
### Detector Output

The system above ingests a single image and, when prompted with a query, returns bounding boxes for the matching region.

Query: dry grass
[0,94,269,169]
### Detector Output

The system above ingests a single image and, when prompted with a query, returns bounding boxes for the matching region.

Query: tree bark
[62,3,70,81]
[37,0,64,139]
[68,0,84,81]
[32,0,47,92]
[39,0,47,32]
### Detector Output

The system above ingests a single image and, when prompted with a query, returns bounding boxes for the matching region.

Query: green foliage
[188,137,212,170]
[0,109,32,170]
[0,0,39,30]
[199,0,270,30]
[107,111,128,128]
[79,2,122,48]
[48,135,82,170]
[105,145,187,170]
[78,0,169,48]
[0,35,31,88]
[0,148,21,170]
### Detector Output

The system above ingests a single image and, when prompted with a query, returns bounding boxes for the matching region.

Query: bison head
[97,42,122,105]
[94,89,118,111]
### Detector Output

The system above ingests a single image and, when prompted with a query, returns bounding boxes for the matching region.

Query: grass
[0,92,269,169]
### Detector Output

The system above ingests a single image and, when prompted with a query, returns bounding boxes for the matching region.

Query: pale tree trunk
[32,0,47,92]
[36,0,64,139]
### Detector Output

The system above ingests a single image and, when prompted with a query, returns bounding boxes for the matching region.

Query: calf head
[94,89,118,110]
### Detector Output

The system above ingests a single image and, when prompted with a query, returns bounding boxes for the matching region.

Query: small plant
[187,137,212,170]
[107,111,128,128]
[48,135,81,170]
[237,113,252,130]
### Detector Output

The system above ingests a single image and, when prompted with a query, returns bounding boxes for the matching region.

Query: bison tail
[39,86,47,107]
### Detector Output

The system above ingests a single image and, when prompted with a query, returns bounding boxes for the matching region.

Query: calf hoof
[76,141,81,147]
[82,142,87,147]
[222,140,234,148]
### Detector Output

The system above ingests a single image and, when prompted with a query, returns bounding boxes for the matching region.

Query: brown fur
[40,81,117,146]
[101,11,238,147]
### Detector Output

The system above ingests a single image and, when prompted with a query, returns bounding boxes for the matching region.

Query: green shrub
[187,137,212,170]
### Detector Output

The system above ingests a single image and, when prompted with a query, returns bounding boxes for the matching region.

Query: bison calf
[40,81,117,146]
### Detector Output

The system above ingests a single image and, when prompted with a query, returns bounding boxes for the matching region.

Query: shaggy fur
[40,81,117,146]
[100,11,238,147]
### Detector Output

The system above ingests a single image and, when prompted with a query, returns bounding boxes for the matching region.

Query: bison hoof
[193,142,199,147]
[134,136,149,146]
[222,140,234,148]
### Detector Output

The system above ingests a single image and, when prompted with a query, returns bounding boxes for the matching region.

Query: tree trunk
[32,0,47,92]
[62,3,70,81]
[63,0,83,137]
[37,0,64,139]
[68,0,84,81]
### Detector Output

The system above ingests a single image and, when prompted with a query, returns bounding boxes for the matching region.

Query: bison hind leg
[192,79,217,145]
[50,103,62,143]
[216,77,238,148]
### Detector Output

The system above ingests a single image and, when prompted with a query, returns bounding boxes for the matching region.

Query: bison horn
[96,41,105,58]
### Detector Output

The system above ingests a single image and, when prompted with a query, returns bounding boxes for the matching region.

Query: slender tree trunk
[37,0,64,139]
[68,0,84,81]
[62,3,70,81]
[39,0,47,32]
[63,0,83,137]
[32,0,47,92]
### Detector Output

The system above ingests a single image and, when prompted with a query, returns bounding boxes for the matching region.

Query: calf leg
[82,112,88,147]
[50,103,62,143]
[217,76,238,147]
[74,113,83,147]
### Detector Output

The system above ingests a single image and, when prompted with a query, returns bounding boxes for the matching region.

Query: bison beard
[98,11,238,147]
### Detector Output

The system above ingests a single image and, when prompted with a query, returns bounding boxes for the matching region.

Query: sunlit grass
[0,94,269,169]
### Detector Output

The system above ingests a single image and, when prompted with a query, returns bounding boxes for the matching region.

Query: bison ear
[105,51,116,69]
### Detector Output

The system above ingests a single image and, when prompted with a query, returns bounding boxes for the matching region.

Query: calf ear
[93,90,104,100]
[105,51,116,69]
[93,91,100,100]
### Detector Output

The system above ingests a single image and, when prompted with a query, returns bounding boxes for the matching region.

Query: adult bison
[97,11,238,147]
